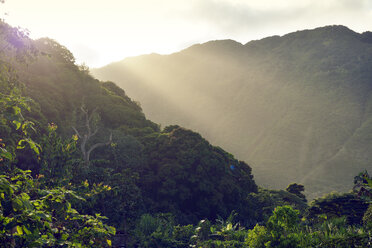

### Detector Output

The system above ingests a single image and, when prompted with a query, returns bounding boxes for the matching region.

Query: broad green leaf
[107,226,116,235]
[0,147,12,160]
[17,139,26,149]
[23,225,31,235]
[27,139,40,155]
[12,120,22,130]
[61,233,69,240]
[66,191,85,201]
[12,106,21,116]
[16,225,23,235]
[13,197,23,210]
[16,139,40,154]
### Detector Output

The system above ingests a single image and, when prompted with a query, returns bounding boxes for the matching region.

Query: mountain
[92,25,372,199]
[0,21,258,226]
[1,21,371,248]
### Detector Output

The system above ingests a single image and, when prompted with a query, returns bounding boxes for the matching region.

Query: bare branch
[86,132,112,163]
[75,104,111,166]
[84,108,91,137]
[91,127,99,137]
[80,105,88,114]
[88,107,98,122]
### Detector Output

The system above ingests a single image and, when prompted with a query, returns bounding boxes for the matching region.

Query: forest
[0,21,371,247]
[93,25,372,199]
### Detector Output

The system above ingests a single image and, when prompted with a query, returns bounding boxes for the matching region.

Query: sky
[1,0,372,67]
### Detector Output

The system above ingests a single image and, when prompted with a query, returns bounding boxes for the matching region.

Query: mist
[93,26,372,199]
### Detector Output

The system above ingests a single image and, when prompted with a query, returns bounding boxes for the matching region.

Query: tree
[0,87,115,247]
[286,183,306,202]
[264,206,302,248]
[353,170,372,202]
[72,105,112,166]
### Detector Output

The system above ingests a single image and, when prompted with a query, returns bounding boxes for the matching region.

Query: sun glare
[2,0,372,67]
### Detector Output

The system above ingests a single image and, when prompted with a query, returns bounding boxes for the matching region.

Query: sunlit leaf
[23,226,31,235]
[12,120,21,130]
[0,147,12,160]
[17,139,26,149]
[16,225,23,235]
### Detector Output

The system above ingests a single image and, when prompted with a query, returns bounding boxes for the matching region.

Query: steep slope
[0,21,258,225]
[93,25,372,199]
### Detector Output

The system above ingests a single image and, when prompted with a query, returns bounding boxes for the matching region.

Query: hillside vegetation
[0,21,371,247]
[0,20,259,246]
[93,25,372,199]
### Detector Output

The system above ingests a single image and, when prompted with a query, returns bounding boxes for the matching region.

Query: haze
[2,0,372,67]
[92,27,372,198]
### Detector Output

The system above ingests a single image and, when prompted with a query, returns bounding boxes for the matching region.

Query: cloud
[187,0,372,38]
[193,1,298,31]
[5,0,371,66]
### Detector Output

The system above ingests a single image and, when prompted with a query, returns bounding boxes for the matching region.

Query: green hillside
[1,21,371,247]
[0,20,261,238]
[93,25,372,199]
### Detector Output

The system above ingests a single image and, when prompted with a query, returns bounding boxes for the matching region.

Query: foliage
[38,123,78,186]
[0,88,40,160]
[188,204,371,248]
[264,206,302,248]
[133,213,194,248]
[138,126,258,224]
[307,192,369,225]
[0,97,115,247]
[246,188,308,224]
[246,224,268,248]
[286,183,306,202]
[1,21,371,248]
[93,25,372,199]
[362,204,372,229]
[74,167,144,236]
[353,170,372,202]
[307,217,370,248]
[0,169,115,247]
[0,70,115,247]
[0,21,261,234]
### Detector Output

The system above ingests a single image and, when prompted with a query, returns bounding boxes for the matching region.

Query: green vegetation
[127,204,370,248]
[0,73,115,247]
[0,21,371,247]
[93,25,372,199]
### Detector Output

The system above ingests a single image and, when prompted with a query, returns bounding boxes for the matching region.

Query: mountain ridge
[0,20,261,225]
[99,25,361,68]
[92,25,372,199]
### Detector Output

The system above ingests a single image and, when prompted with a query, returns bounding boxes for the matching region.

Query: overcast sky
[2,0,372,67]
